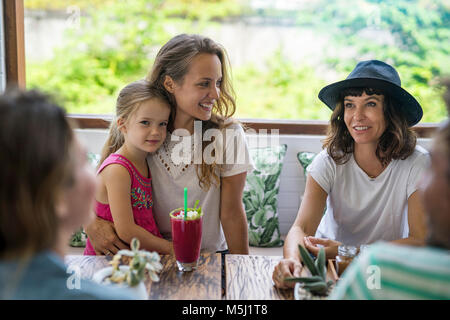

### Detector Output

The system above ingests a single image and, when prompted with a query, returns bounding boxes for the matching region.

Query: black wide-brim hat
[318,60,423,126]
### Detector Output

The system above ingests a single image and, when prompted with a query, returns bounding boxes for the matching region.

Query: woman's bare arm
[283,175,327,260]
[220,172,249,254]
[273,175,327,288]
[391,190,427,246]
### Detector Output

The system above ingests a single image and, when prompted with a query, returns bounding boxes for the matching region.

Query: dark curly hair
[322,87,417,166]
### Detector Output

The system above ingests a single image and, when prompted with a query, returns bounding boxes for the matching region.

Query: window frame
[3,0,25,88]
[4,1,438,137]
[0,0,6,91]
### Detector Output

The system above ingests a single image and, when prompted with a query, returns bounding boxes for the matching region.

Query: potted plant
[93,237,163,299]
[285,245,334,300]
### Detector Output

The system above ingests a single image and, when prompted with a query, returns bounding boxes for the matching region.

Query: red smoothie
[170,209,202,264]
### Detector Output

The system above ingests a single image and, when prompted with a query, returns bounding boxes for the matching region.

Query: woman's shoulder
[222,118,243,131]
[313,149,335,165]
[307,149,337,173]
[399,145,430,166]
[220,119,247,145]
[412,145,430,158]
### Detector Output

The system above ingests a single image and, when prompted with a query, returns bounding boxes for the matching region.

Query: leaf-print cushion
[297,151,317,176]
[69,152,100,247]
[69,227,88,247]
[297,151,327,216]
[87,152,101,168]
[243,144,287,247]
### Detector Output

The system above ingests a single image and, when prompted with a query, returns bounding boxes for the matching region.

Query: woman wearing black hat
[273,60,430,289]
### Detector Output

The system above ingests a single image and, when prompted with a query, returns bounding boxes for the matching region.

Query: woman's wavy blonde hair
[146,34,237,190]
[322,87,417,166]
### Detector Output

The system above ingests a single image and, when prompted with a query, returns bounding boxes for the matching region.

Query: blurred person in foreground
[0,89,134,299]
[329,79,450,299]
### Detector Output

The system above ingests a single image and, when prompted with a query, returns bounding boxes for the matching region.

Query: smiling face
[343,92,386,147]
[121,97,171,154]
[164,53,222,130]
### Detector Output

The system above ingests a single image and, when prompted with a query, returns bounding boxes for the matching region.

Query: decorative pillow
[243,144,287,247]
[297,151,317,177]
[69,227,88,247]
[297,151,327,216]
[87,152,101,169]
[69,152,100,248]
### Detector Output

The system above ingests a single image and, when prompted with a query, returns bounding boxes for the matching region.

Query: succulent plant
[107,237,163,287]
[286,245,334,296]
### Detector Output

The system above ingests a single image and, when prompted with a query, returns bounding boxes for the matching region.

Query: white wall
[76,128,432,235]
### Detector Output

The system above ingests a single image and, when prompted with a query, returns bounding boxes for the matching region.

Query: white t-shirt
[307,146,430,246]
[147,122,254,252]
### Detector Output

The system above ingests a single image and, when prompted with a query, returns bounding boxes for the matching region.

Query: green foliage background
[25,0,449,122]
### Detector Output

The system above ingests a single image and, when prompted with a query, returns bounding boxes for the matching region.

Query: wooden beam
[68,115,438,138]
[69,113,113,129]
[3,0,25,88]
[241,118,328,135]
[0,1,438,138]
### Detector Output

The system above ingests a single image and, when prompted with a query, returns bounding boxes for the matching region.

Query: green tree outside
[25,0,449,122]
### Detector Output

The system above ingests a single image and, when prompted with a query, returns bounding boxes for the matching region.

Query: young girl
[84,80,173,255]
[86,34,254,256]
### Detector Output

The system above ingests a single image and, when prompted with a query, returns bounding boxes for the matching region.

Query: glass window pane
[24,0,449,122]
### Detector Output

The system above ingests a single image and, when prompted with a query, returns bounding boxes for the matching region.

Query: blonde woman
[86,34,254,257]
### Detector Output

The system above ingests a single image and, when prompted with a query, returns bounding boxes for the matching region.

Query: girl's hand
[84,216,129,255]
[303,236,342,259]
[272,258,303,289]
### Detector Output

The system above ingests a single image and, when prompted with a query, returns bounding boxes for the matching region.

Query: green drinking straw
[184,187,188,221]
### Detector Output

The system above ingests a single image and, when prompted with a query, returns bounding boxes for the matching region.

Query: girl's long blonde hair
[99,79,170,167]
[146,34,237,190]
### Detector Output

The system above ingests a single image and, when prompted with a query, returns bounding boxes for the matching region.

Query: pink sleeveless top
[84,153,162,255]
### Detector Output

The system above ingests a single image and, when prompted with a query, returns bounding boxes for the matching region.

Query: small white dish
[92,266,148,300]
[294,282,330,300]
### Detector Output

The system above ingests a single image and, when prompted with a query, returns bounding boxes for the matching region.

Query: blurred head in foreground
[419,78,450,249]
[0,89,96,259]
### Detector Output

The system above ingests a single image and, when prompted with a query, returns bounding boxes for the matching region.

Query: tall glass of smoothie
[169,207,203,272]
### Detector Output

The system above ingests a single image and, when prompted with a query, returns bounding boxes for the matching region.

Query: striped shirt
[329,242,450,300]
